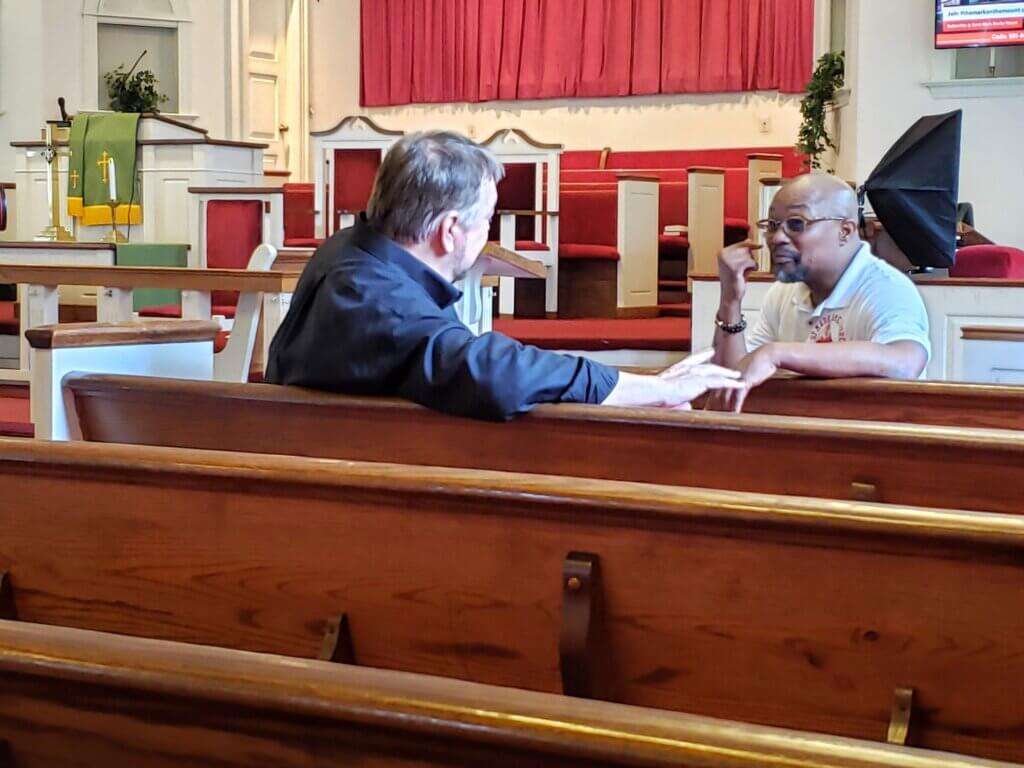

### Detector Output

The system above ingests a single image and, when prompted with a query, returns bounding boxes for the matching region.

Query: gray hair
[366,130,505,243]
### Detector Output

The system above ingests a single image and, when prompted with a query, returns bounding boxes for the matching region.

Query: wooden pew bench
[709,375,1024,431]
[3,437,1024,760]
[64,372,1024,516]
[3,621,1010,768]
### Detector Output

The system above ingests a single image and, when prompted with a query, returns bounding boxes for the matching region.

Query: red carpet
[494,316,691,351]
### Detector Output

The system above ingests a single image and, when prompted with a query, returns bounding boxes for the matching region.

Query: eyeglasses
[756,216,847,236]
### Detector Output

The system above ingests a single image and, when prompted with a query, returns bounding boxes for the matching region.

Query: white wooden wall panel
[687,170,725,288]
[616,180,659,309]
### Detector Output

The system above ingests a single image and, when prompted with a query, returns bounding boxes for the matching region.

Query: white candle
[108,156,117,201]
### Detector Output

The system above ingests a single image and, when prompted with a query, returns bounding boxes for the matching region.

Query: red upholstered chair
[139,200,264,320]
[481,130,562,316]
[310,116,403,239]
[282,183,322,248]
[951,245,1024,279]
[330,148,381,234]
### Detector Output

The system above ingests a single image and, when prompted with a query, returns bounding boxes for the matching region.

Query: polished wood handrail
[188,186,284,195]
[712,375,1024,431]
[0,264,299,292]
[26,320,220,350]
[961,326,1024,342]
[0,619,1008,768]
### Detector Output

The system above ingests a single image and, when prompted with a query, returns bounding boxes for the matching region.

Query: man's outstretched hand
[703,345,778,413]
[602,350,745,410]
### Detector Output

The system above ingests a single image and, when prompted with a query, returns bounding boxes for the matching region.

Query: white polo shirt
[746,243,931,363]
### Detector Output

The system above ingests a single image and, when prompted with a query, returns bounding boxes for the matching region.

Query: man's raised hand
[718,240,762,302]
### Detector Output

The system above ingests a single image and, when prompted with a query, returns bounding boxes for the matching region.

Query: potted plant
[796,51,846,171]
[104,50,168,113]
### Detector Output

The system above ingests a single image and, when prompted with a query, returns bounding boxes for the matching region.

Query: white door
[242,0,290,171]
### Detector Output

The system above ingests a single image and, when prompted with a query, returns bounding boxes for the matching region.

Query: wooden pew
[709,375,1024,431]
[3,621,1012,768]
[3,437,1024,760]
[64,373,1024,516]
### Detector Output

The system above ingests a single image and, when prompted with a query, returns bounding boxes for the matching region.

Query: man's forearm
[763,341,926,379]
[712,297,747,368]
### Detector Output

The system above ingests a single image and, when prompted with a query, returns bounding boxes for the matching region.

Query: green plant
[796,51,845,171]
[104,50,168,113]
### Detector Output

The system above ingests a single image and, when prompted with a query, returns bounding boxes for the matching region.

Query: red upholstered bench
[951,245,1024,279]
[558,188,622,318]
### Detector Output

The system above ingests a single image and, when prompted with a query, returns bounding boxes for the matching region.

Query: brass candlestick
[35,120,75,242]
[101,202,127,244]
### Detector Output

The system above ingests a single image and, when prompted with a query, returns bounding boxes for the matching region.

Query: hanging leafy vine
[797,51,846,171]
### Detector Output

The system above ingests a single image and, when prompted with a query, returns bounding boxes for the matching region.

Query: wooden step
[658,303,691,318]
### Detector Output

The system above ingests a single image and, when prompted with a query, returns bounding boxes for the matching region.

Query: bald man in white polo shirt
[711,174,930,411]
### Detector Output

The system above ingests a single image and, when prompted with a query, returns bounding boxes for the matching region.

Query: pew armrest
[29,320,219,441]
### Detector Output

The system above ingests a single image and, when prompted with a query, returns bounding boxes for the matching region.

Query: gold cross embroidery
[69,170,80,190]
[97,150,111,183]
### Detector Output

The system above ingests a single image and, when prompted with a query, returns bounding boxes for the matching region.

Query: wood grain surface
[2,438,1024,760]
[701,375,1024,431]
[66,374,1024,516]
[0,619,1013,768]
[25,320,220,349]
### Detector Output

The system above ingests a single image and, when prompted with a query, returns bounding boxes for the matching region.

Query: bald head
[774,173,859,221]
[765,173,863,291]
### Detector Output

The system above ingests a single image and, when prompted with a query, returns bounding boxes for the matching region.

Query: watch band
[715,313,747,334]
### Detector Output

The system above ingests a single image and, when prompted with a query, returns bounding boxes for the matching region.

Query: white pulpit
[11,114,266,246]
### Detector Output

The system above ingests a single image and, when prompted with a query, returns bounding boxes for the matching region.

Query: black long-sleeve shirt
[265,218,619,420]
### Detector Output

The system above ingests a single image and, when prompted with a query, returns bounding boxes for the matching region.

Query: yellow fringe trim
[67,201,143,226]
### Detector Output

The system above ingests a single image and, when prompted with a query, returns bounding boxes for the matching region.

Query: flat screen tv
[936,0,1024,48]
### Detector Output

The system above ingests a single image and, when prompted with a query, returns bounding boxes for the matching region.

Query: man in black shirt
[266,131,741,420]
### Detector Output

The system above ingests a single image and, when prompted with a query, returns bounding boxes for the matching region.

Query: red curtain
[360,0,814,107]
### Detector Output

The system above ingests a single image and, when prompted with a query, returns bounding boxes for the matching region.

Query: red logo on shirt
[810,312,847,343]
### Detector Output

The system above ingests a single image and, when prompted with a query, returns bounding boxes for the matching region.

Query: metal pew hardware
[559,551,601,698]
[319,613,356,664]
[851,481,879,503]
[887,687,915,746]
[0,571,15,620]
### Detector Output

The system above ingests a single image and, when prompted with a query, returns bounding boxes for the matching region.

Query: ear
[437,211,459,255]
[840,219,858,242]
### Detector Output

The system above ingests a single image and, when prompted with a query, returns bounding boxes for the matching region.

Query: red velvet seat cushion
[515,240,550,251]
[333,149,381,228]
[559,189,618,247]
[138,304,238,319]
[206,200,263,307]
[283,183,316,242]
[950,245,1024,279]
[214,331,228,353]
[283,237,323,248]
[559,244,620,261]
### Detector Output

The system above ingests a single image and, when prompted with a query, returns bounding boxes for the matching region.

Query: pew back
[65,374,1024,516]
[2,620,1007,768]
[3,437,1024,760]
[726,376,1024,431]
